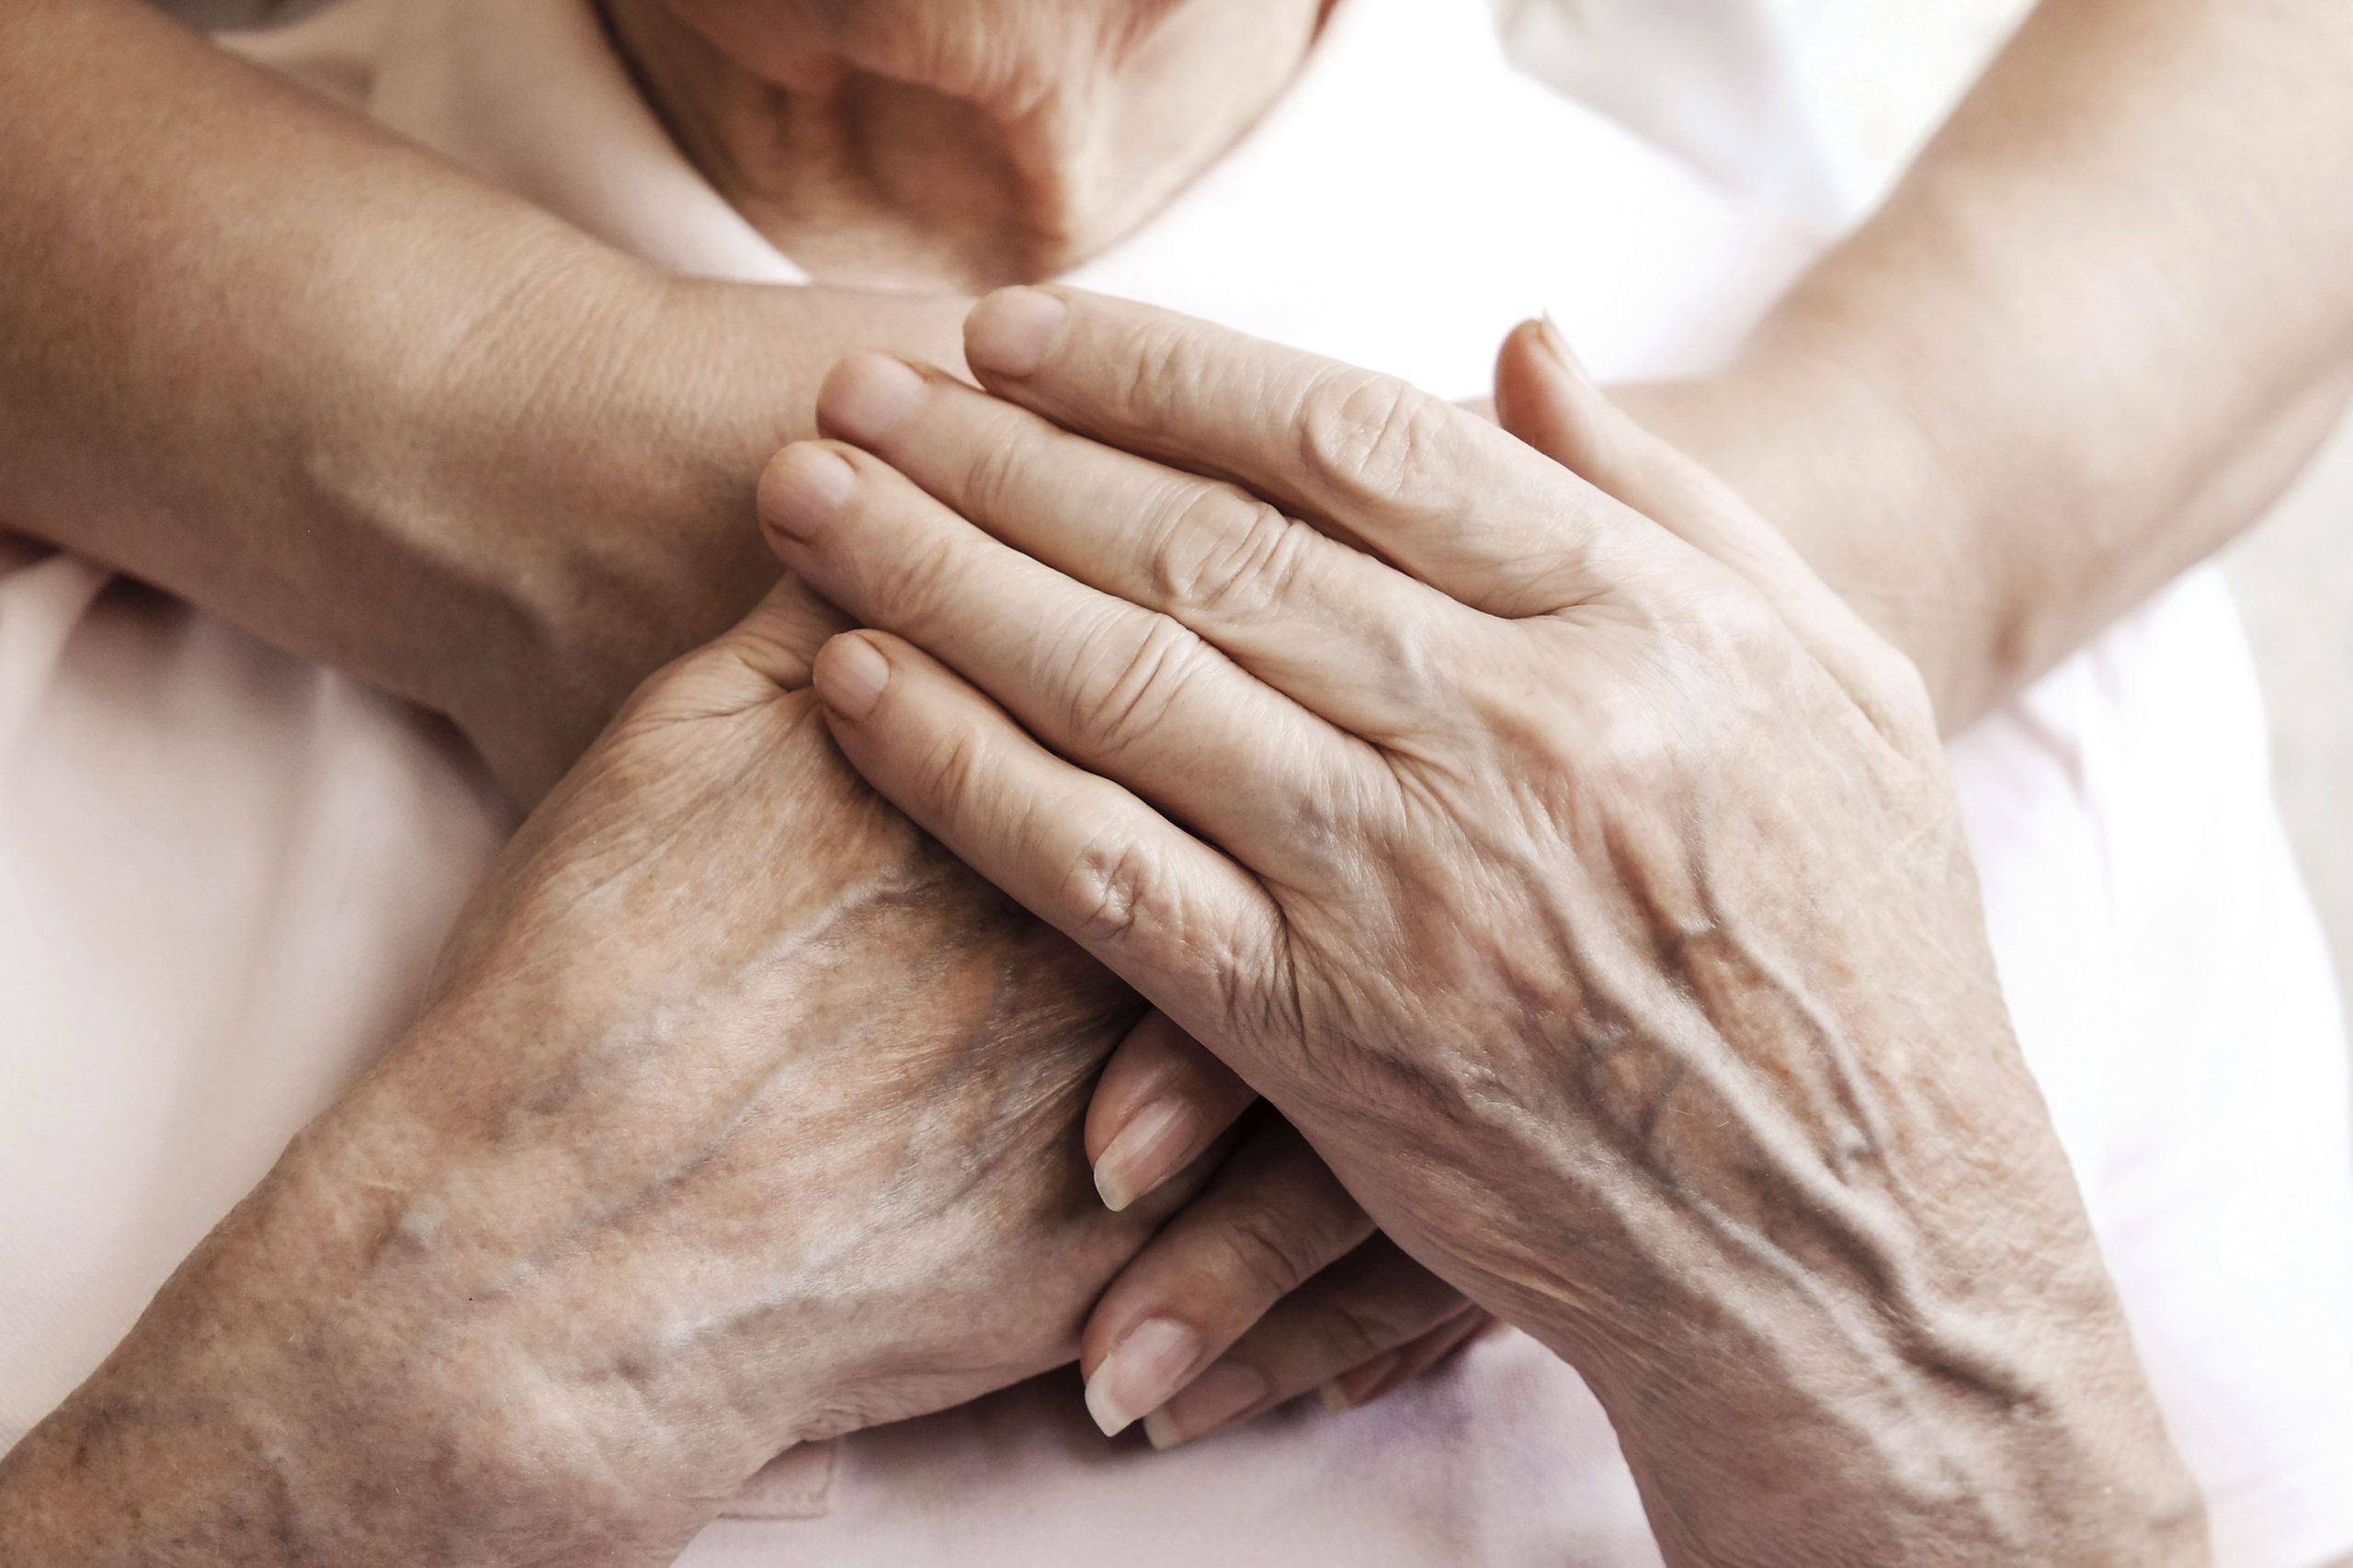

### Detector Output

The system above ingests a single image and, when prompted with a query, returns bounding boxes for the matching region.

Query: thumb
[1495,317,1796,585]
[1495,319,1925,726]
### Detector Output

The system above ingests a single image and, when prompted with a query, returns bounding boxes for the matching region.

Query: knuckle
[1152,483,1307,620]
[863,523,964,625]
[1059,827,1159,947]
[1671,576,1788,667]
[1108,315,1205,434]
[1066,612,1215,760]
[1620,576,1806,731]
[910,718,994,825]
[1857,640,1940,742]
[1298,369,1461,501]
[1211,1192,1349,1304]
[1318,1295,1409,1366]
[955,409,1051,518]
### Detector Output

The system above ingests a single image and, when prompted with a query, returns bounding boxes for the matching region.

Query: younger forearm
[0,0,966,800]
[1623,0,2353,729]
[0,0,608,706]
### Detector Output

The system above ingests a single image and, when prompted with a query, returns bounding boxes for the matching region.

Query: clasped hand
[764,288,2209,1568]
[1,288,2206,1568]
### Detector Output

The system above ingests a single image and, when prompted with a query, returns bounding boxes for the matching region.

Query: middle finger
[808,351,1478,744]
[762,439,1374,872]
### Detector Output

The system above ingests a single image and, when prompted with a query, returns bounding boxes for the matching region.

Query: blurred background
[164,0,2353,995]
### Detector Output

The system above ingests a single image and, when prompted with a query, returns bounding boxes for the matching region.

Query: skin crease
[0,0,2349,1552]
[0,5,1486,1537]
[776,289,2211,1568]
[589,0,1492,1441]
[0,574,1203,1568]
[597,0,1332,290]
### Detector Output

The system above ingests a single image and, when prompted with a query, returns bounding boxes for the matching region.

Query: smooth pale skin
[0,571,1213,1568]
[773,285,2210,1568]
[4,0,2351,1484]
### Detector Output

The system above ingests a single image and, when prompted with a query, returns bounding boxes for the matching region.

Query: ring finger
[804,352,1481,744]
[764,439,1376,875]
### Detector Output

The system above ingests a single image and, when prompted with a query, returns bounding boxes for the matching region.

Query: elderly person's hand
[759,289,2211,1567]
[1069,1009,1500,1443]
[0,574,1181,1568]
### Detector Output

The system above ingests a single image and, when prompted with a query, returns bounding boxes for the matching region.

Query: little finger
[1320,1305,1498,1415]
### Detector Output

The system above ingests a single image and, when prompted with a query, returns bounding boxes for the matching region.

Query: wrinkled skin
[0,577,1174,1568]
[603,0,1327,289]
[765,287,2212,1568]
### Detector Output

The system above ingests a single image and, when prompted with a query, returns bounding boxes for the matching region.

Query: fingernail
[965,287,1067,379]
[759,445,857,541]
[1093,1098,1200,1213]
[813,634,891,722]
[1532,312,1590,381]
[1318,1349,1402,1416]
[818,353,926,446]
[1143,1358,1268,1449]
[1086,1317,1204,1438]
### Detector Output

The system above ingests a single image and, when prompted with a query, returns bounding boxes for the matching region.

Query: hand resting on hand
[765,287,2210,1568]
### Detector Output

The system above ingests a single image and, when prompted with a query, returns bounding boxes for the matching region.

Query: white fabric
[1489,0,2035,223]
[2,0,2348,1562]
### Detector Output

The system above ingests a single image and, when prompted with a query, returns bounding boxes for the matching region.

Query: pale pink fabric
[3,1,2349,1562]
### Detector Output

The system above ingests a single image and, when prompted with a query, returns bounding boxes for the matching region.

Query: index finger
[959,288,1670,619]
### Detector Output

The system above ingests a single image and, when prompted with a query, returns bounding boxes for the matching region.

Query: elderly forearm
[1622,0,2353,727]
[0,0,964,799]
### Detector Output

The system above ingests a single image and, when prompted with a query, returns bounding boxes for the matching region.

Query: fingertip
[1084,1316,1204,1439]
[1319,1348,1402,1415]
[816,351,926,448]
[1533,312,1589,381]
[758,443,858,546]
[965,286,1070,380]
[812,632,892,722]
[1092,1097,1199,1212]
[1494,318,1613,473]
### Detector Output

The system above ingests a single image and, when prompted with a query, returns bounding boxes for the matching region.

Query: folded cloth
[2,0,2347,1562]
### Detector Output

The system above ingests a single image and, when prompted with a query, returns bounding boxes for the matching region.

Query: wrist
[1568,1298,2207,1568]
[1483,1016,2211,1568]
[371,268,972,803]
[310,252,766,801]
[1612,333,1997,728]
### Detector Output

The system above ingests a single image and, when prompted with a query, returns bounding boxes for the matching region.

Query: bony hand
[759,288,2210,1568]
[0,572,1174,1568]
